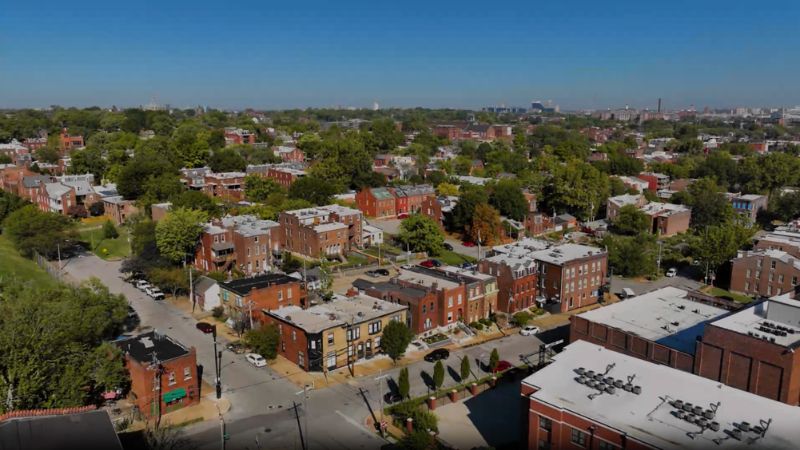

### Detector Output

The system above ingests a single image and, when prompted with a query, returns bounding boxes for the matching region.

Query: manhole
[264,428,271,433]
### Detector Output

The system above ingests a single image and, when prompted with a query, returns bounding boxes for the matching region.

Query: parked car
[493,360,513,373]
[424,348,450,362]
[420,259,441,268]
[619,287,635,299]
[666,267,678,277]
[443,243,453,251]
[460,262,475,270]
[383,392,403,404]
[374,268,390,276]
[135,280,150,291]
[226,341,246,354]
[520,325,540,336]
[149,288,165,300]
[366,270,381,278]
[246,353,267,367]
[397,213,410,219]
[462,241,477,247]
[196,322,215,334]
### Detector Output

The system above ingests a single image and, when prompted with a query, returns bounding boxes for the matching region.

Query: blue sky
[1,0,798,110]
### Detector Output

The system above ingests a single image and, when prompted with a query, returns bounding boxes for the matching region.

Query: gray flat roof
[710,295,800,348]
[267,294,406,333]
[523,340,800,450]
[577,287,727,354]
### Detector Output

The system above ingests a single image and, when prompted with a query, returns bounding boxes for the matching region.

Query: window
[327,352,336,368]
[310,340,316,350]
[288,288,293,299]
[430,302,434,311]
[184,367,191,380]
[779,274,784,283]
[255,236,259,243]
[374,336,381,348]
[168,372,176,386]
[793,276,797,286]
[771,260,777,269]
[448,297,453,308]
[347,327,361,341]
[570,429,587,447]
[599,441,618,450]
[368,321,382,334]
[745,281,750,291]
[746,269,751,278]
[539,416,552,431]
[278,290,283,301]
[327,332,334,345]
[298,351,305,367]
[422,304,427,313]
[538,440,551,450]
[457,294,462,305]
[447,312,453,323]
[292,330,297,342]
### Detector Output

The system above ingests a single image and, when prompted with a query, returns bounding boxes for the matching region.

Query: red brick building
[194,215,281,275]
[224,127,256,146]
[478,253,538,314]
[202,172,246,201]
[636,172,670,192]
[279,205,363,259]
[219,273,306,326]
[730,249,800,298]
[59,128,84,152]
[391,184,435,216]
[355,187,396,218]
[116,332,199,419]
[522,340,800,450]
[353,278,440,335]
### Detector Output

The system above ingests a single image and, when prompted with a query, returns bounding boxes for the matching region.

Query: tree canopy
[397,214,446,256]
[155,208,208,263]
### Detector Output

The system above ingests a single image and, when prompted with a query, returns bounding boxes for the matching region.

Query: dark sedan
[424,348,450,362]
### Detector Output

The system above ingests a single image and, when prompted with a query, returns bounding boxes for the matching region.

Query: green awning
[163,387,187,402]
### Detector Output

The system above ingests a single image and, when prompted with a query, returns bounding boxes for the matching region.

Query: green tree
[489,348,500,372]
[208,148,247,173]
[513,311,533,327]
[381,320,414,364]
[69,146,107,181]
[400,431,437,450]
[397,214,445,256]
[603,233,659,277]
[460,356,471,382]
[102,220,119,239]
[489,179,528,220]
[686,178,733,229]
[244,324,280,360]
[542,160,609,221]
[433,360,445,390]
[398,367,410,399]
[155,208,208,263]
[170,190,219,216]
[2,205,76,258]
[612,204,650,236]
[449,184,489,231]
[244,175,284,202]
[690,221,755,278]
[470,203,502,245]
[0,191,27,224]
[148,267,189,297]
[435,182,459,197]
[288,176,337,206]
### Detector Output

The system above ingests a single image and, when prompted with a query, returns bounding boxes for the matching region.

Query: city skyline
[1,0,799,109]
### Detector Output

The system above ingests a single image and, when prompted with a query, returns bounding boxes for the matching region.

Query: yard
[0,235,58,288]
[705,286,753,304]
[77,219,131,261]
[436,249,476,266]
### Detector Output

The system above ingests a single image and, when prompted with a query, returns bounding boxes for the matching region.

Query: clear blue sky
[1,0,798,110]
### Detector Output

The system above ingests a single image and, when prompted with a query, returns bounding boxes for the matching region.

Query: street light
[295,384,313,450]
[196,322,223,399]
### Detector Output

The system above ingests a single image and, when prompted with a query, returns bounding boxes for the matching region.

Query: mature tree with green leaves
[117,144,176,200]
[433,360,445,390]
[398,367,410,399]
[460,356,471,382]
[397,214,445,256]
[244,324,280,360]
[3,205,76,258]
[542,160,609,221]
[489,179,528,220]
[449,184,489,231]
[470,203,502,245]
[612,204,650,236]
[155,208,207,263]
[102,220,119,239]
[381,320,414,364]
[689,221,755,277]
[170,190,219,216]
[148,267,189,297]
[244,175,284,202]
[288,176,337,206]
[603,233,659,277]
[686,178,732,229]
[435,182,459,197]
[208,148,247,173]
[0,191,27,224]
[69,146,107,181]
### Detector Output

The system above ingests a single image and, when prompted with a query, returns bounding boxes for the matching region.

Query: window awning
[163,387,187,403]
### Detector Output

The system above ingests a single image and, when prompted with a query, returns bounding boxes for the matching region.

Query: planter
[427,396,437,410]
[490,376,497,387]
[448,389,458,402]
[469,383,478,395]
[406,417,414,433]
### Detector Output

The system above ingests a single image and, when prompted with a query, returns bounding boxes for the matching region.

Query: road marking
[335,409,383,439]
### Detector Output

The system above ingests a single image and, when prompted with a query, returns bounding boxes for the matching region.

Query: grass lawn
[436,249,476,266]
[77,221,131,260]
[0,235,58,288]
[707,286,753,304]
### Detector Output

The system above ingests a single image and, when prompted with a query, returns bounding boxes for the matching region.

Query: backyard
[77,218,131,260]
[704,286,753,304]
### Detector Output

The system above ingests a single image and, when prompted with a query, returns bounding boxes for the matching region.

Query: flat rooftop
[220,273,298,296]
[641,201,691,216]
[116,331,189,364]
[576,287,727,354]
[396,268,459,290]
[710,295,800,348]
[523,340,800,450]
[267,294,406,333]
[313,222,348,233]
[0,409,122,450]
[492,238,605,265]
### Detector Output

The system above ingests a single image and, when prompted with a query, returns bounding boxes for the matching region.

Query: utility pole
[189,264,195,312]
[148,353,164,429]
[247,301,254,330]
[375,373,390,437]
[477,229,482,260]
[57,243,62,271]
[218,404,226,450]
[292,401,307,450]
[656,241,663,273]
[295,385,312,449]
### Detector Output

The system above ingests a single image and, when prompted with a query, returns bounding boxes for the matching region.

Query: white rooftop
[608,193,643,208]
[710,296,800,348]
[313,222,348,233]
[577,287,727,354]
[267,294,406,333]
[396,268,459,290]
[640,201,691,216]
[492,238,605,265]
[523,340,800,450]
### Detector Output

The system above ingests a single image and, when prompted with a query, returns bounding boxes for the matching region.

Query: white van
[619,288,635,299]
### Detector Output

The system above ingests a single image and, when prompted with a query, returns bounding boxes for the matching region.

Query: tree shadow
[447,365,462,383]
[420,370,434,390]
[386,377,399,394]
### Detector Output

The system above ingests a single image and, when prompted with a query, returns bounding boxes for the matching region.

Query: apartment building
[59,128,84,152]
[263,293,407,372]
[727,193,768,224]
[224,127,256,146]
[606,194,691,236]
[754,223,800,258]
[636,172,670,192]
[279,205,363,259]
[355,187,396,218]
[490,238,607,313]
[730,249,800,298]
[194,215,281,275]
[203,172,246,201]
[353,278,440,335]
[116,331,199,418]
[392,184,435,215]
[219,273,306,326]
[522,340,800,450]
[246,163,307,188]
[436,265,498,324]
[478,253,538,314]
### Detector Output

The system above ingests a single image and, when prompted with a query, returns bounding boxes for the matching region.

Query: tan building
[279,205,363,259]
[262,293,407,372]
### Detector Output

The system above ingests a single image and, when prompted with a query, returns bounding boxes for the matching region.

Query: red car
[494,360,513,373]
[462,241,477,247]
[397,213,410,219]
[419,259,438,268]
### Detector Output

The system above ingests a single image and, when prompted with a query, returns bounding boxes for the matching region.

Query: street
[62,251,544,449]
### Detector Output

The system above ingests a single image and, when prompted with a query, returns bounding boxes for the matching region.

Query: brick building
[695,294,800,405]
[490,239,608,313]
[116,331,199,419]
[569,287,728,373]
[393,267,467,332]
[263,294,407,372]
[727,193,768,225]
[753,223,800,258]
[202,172,246,201]
[606,194,691,236]
[274,146,306,163]
[355,187,396,218]
[224,127,256,146]
[391,184,435,216]
[194,215,281,275]
[730,249,800,298]
[478,253,538,314]
[267,165,307,188]
[636,172,670,192]
[102,196,139,225]
[219,273,306,326]
[353,278,440,335]
[279,205,363,259]
[59,128,84,152]
[522,340,800,450]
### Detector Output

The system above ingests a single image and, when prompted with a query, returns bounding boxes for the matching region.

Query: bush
[244,324,280,360]
[88,201,105,217]
[211,306,225,319]
[479,318,491,327]
[469,321,483,331]
[412,409,438,433]
[513,311,533,327]
[103,220,119,239]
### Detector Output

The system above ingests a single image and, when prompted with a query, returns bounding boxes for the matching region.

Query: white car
[149,288,165,300]
[520,325,541,336]
[666,267,678,277]
[135,280,150,291]
[246,353,267,367]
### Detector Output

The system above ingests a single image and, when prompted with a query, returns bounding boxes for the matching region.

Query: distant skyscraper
[372,101,380,111]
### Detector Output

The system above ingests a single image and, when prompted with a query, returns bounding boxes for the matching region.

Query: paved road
[609,270,702,297]
[62,251,545,449]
